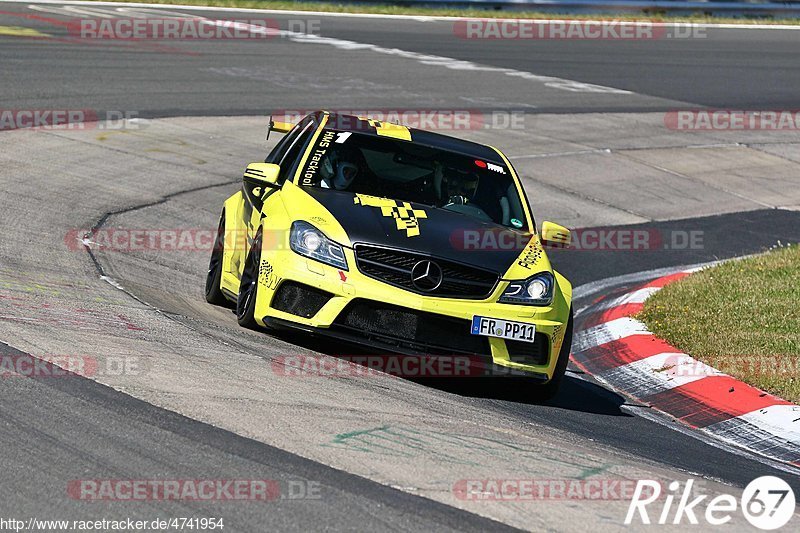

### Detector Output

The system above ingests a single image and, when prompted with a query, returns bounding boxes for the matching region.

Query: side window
[276,123,314,183]
[265,117,310,164]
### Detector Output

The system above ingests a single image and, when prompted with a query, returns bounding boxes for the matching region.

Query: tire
[205,211,230,307]
[532,308,573,402]
[236,229,262,329]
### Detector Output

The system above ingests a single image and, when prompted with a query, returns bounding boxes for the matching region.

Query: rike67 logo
[626,477,796,530]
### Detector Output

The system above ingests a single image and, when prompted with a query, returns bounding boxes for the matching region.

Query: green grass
[638,245,800,403]
[88,0,800,25]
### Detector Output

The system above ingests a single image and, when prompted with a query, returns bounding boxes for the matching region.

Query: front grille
[355,244,498,299]
[271,281,333,318]
[506,333,550,366]
[332,299,491,356]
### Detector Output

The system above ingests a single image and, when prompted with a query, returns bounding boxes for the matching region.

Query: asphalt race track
[1,2,799,531]
[4,2,800,115]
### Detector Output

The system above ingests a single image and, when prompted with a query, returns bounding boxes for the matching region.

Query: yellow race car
[206,111,573,398]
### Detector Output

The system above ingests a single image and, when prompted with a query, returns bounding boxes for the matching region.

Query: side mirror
[540,221,571,248]
[243,162,281,188]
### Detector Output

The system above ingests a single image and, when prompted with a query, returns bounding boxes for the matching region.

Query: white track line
[573,259,723,304]
[727,405,800,445]
[15,1,633,94]
[573,316,649,352]
[588,286,659,313]
[602,352,718,397]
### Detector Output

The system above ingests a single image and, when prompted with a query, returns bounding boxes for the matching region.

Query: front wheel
[236,230,262,330]
[205,211,230,307]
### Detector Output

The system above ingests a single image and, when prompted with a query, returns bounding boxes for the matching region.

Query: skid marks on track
[0,269,147,333]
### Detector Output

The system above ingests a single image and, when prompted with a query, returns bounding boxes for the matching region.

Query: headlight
[290,221,348,270]
[499,272,554,306]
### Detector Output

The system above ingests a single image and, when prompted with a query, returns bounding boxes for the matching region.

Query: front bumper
[253,247,570,380]
[263,316,550,381]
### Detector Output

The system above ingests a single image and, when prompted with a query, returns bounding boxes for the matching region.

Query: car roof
[320,111,507,165]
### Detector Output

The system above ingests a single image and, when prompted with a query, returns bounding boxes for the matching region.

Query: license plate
[471,316,536,343]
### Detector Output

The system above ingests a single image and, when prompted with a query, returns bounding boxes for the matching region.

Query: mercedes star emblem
[410,260,443,292]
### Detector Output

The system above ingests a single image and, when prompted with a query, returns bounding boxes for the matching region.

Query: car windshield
[297,128,529,230]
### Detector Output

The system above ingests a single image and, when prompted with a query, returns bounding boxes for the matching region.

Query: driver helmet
[321,146,360,190]
[446,169,479,200]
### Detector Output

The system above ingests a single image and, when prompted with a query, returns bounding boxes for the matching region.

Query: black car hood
[303,187,530,275]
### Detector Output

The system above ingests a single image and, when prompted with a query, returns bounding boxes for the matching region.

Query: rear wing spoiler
[267,117,293,140]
